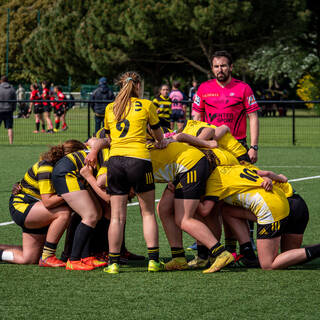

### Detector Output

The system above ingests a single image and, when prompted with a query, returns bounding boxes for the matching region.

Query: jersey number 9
[116,119,130,138]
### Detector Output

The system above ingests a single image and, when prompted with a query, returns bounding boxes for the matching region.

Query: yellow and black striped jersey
[105,97,160,160]
[153,95,172,120]
[182,120,247,159]
[149,141,205,183]
[205,165,289,224]
[95,127,107,139]
[66,147,109,175]
[20,160,55,199]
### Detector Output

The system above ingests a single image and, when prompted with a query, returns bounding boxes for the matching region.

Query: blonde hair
[113,71,141,122]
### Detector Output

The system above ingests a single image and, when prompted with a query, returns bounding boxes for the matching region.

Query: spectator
[52,86,68,132]
[41,81,54,133]
[16,84,28,118]
[169,81,187,131]
[29,83,45,133]
[188,80,198,100]
[89,77,114,134]
[152,84,172,129]
[0,76,16,144]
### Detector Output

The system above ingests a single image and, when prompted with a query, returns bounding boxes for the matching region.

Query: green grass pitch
[0,127,320,319]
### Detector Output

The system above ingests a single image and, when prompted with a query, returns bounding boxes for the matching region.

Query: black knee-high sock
[171,247,185,259]
[240,242,256,260]
[69,222,94,261]
[61,213,81,261]
[90,217,110,255]
[36,122,40,131]
[305,244,320,261]
[197,245,209,259]
[148,247,159,262]
[209,242,226,258]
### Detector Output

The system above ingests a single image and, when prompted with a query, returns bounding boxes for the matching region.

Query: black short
[52,157,87,195]
[107,156,155,195]
[283,194,309,234]
[257,217,289,239]
[159,117,170,129]
[0,111,13,129]
[54,107,65,117]
[34,105,44,114]
[43,105,52,113]
[9,194,48,234]
[171,109,185,123]
[174,157,209,199]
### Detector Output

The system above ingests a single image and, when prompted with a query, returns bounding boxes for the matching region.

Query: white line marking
[1,175,320,226]
[288,175,320,182]
[266,166,320,168]
[0,221,14,227]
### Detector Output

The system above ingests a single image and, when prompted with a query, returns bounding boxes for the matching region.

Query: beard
[216,71,230,82]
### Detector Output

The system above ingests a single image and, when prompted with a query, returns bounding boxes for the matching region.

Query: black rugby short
[174,157,209,200]
[9,194,48,234]
[107,156,155,195]
[257,217,289,239]
[283,194,309,234]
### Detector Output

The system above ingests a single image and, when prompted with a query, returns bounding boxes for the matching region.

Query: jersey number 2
[116,119,130,138]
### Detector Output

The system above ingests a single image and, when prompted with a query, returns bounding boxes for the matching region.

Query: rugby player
[0,140,85,266]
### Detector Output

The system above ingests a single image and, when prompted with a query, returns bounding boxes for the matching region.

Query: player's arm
[85,137,110,168]
[192,111,202,121]
[247,111,259,163]
[173,132,218,148]
[257,170,288,183]
[80,165,110,203]
[214,125,230,140]
[41,193,65,209]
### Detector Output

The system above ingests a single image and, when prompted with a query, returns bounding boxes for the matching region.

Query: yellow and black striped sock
[209,242,226,258]
[109,252,120,265]
[148,247,159,262]
[42,241,57,260]
[171,247,185,258]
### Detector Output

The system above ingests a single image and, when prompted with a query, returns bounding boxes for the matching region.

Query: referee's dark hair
[211,51,233,66]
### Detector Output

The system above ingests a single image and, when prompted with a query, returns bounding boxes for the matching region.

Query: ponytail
[113,71,141,122]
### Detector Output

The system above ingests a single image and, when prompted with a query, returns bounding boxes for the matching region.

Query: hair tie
[125,77,133,83]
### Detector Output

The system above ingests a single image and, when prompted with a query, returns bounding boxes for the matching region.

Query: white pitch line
[288,175,320,182]
[0,221,14,227]
[266,166,320,168]
[1,175,320,227]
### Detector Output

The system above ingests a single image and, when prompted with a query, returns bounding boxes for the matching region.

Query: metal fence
[0,99,319,146]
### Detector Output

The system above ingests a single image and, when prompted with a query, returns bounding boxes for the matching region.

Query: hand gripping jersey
[20,160,55,200]
[192,78,259,139]
[182,120,248,161]
[149,141,205,183]
[205,165,289,224]
[104,97,160,160]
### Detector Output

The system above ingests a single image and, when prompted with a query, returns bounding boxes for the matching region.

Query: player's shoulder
[197,79,217,91]
[230,78,253,90]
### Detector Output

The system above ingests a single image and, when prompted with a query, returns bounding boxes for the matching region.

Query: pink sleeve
[192,86,204,114]
[244,84,259,114]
